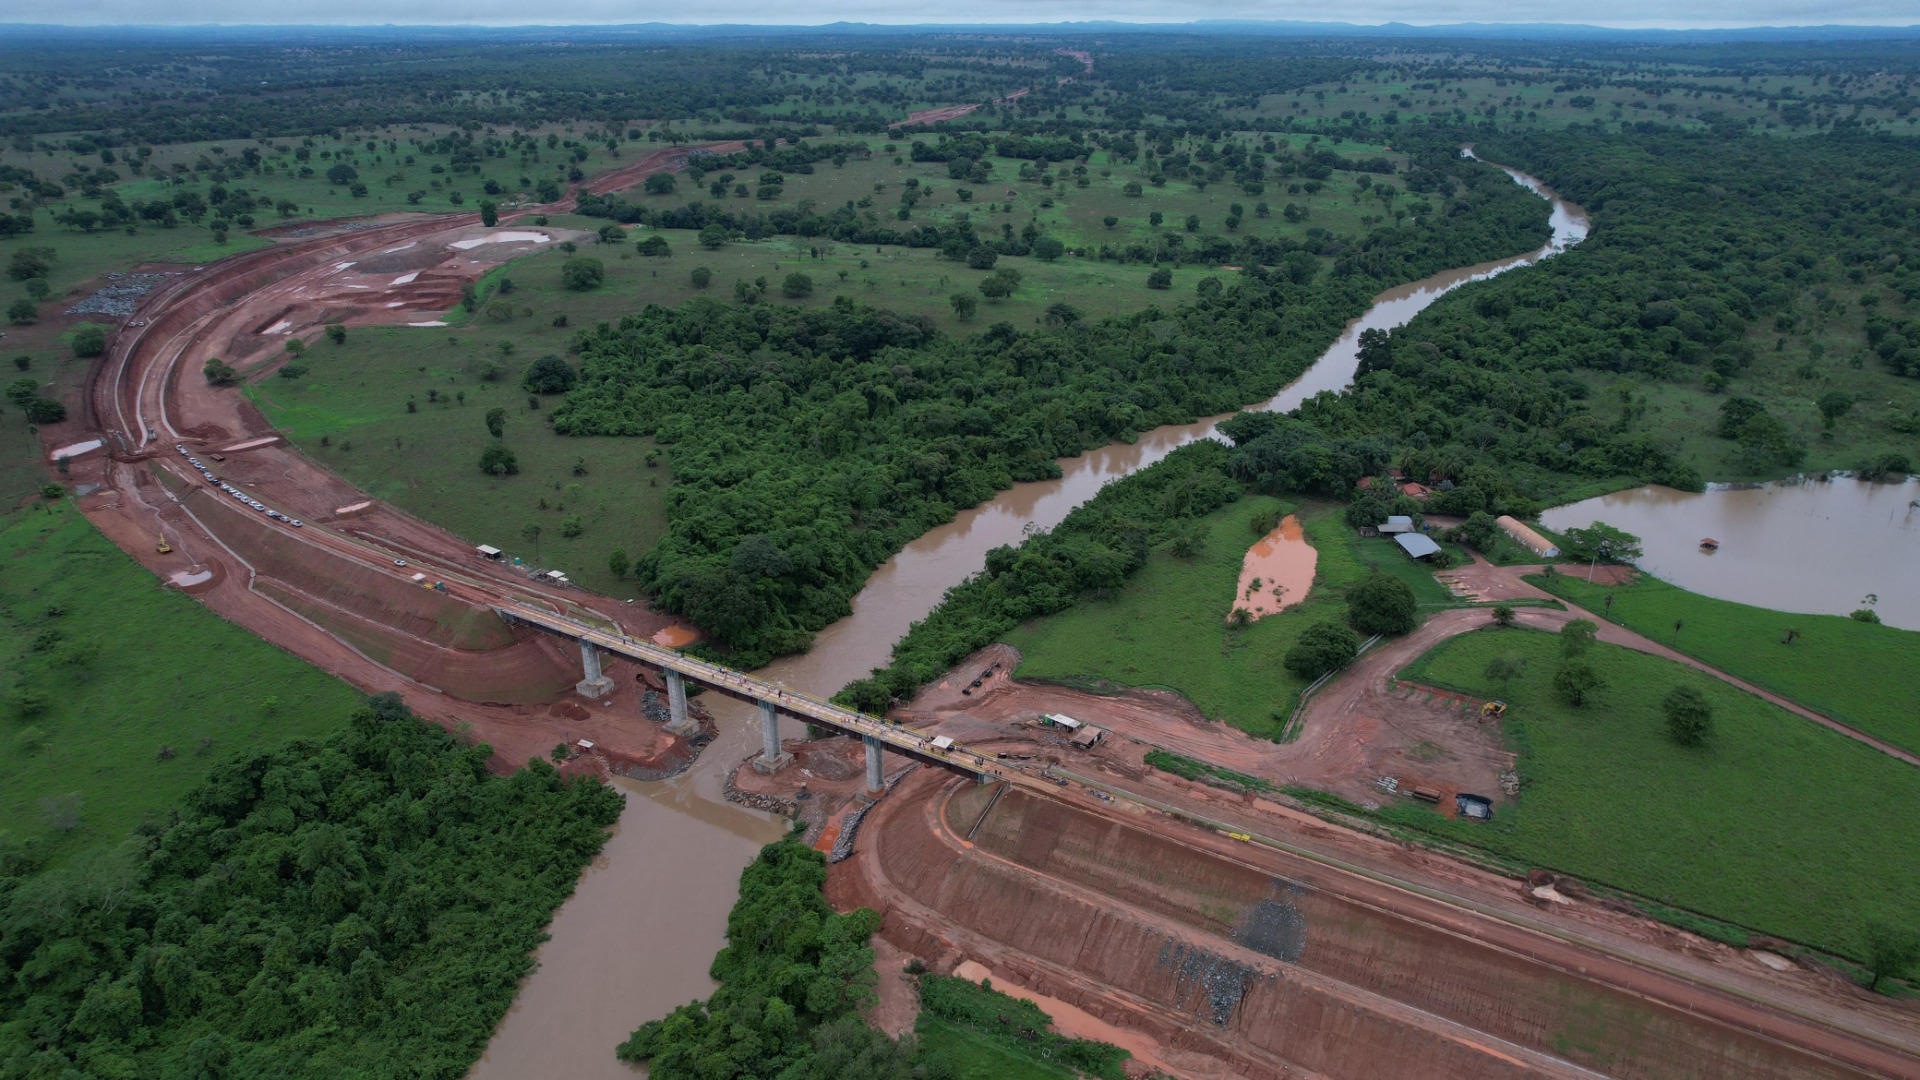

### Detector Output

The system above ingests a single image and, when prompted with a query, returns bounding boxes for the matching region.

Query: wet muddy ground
[1232,514,1316,621]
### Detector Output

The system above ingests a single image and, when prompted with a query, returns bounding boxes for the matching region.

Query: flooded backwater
[470,159,1588,1078]
[1542,477,1920,631]
[1233,515,1316,621]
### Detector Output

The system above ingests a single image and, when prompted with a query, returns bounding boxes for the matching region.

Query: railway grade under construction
[51,136,1920,1080]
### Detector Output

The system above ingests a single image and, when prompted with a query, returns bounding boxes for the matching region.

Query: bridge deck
[503,603,999,777]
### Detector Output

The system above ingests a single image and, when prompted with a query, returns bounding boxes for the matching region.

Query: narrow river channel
[469,158,1589,1078]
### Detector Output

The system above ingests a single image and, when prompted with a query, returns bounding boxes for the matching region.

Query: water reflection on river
[1541,477,1920,630]
[470,159,1587,1079]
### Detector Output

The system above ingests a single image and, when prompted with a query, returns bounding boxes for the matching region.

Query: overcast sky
[7,0,1917,29]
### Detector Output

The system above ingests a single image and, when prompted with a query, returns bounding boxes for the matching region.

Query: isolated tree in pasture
[1662,685,1713,746]
[1285,621,1359,679]
[1347,572,1416,636]
[1863,923,1920,992]
[478,442,519,477]
[484,407,506,439]
[1553,663,1602,706]
[1484,654,1526,695]
[560,257,604,291]
[1560,618,1598,658]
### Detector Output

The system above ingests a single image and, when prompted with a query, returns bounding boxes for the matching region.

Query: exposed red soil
[49,149,733,776]
[830,767,1920,1079]
[906,643,1514,812]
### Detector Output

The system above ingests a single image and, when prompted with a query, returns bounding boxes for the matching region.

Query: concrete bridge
[496,603,995,794]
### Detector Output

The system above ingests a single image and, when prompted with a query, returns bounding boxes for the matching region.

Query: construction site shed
[1494,515,1560,558]
[477,544,503,559]
[1394,533,1443,560]
[1070,726,1105,749]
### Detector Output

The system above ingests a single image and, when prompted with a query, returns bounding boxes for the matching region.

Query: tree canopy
[0,694,622,1079]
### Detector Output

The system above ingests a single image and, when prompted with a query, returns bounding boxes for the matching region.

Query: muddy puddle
[1233,515,1315,621]
[1542,476,1920,630]
[469,158,1586,1078]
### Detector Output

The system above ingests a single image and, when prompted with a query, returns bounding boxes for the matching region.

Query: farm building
[1379,515,1416,534]
[1394,533,1443,561]
[1495,515,1560,557]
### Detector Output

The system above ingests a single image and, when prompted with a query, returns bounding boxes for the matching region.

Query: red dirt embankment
[834,772,1908,1080]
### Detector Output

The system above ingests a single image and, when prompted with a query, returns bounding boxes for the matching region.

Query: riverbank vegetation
[1528,571,1920,754]
[1394,627,1920,962]
[0,693,624,1079]
[0,503,362,870]
[553,142,1548,660]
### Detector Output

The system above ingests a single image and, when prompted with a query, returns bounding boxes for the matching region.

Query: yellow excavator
[155,532,172,554]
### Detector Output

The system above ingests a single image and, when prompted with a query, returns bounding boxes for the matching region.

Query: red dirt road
[58,150,737,775]
[831,762,1920,1079]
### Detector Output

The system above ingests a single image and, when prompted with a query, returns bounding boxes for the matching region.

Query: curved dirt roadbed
[62,148,738,776]
[828,764,1920,1079]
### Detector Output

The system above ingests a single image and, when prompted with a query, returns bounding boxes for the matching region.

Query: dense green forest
[553,141,1548,659]
[615,839,915,1077]
[0,694,622,1079]
[615,837,1127,1079]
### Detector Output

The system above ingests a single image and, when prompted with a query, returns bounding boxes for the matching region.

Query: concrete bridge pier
[575,640,615,699]
[662,669,699,738]
[752,698,793,774]
[863,735,885,795]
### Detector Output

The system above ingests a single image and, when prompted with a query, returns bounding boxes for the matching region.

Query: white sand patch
[450,230,549,250]
[50,439,103,459]
[385,301,405,308]
[383,242,418,253]
[1751,951,1796,972]
[169,569,214,587]
[264,320,292,334]
[333,262,354,272]
[1530,885,1572,905]
[335,500,374,514]
[407,320,447,327]
[218,436,281,452]
[390,271,420,286]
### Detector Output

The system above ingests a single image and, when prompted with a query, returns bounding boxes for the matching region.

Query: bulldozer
[155,532,173,554]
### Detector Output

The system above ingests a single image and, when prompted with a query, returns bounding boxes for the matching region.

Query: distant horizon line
[2,18,1917,32]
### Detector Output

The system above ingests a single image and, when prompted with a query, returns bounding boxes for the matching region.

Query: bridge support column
[662,670,699,737]
[752,698,793,774]
[574,640,614,699]
[863,735,885,796]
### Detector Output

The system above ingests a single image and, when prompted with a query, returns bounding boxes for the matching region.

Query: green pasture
[1528,571,1920,753]
[245,327,671,599]
[1003,500,1463,740]
[0,503,360,867]
[1394,626,1920,960]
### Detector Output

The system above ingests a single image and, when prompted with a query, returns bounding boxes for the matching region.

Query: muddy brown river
[469,158,1589,1078]
[1542,477,1920,630]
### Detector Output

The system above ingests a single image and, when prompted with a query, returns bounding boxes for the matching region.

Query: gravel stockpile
[64,272,169,317]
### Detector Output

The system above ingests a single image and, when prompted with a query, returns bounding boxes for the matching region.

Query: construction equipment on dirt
[155,532,172,554]
[1481,700,1508,719]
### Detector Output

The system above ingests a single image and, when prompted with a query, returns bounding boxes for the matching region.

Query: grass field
[1004,499,1466,739]
[246,331,671,598]
[0,503,361,867]
[914,1019,1074,1080]
[912,974,1126,1080]
[1392,625,1920,960]
[600,136,1399,255]
[1527,571,1920,754]
[499,229,1187,334]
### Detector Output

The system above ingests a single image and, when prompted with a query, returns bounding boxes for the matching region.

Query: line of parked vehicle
[176,443,303,528]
